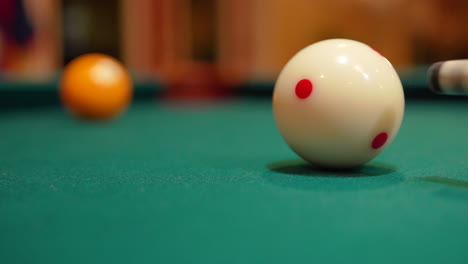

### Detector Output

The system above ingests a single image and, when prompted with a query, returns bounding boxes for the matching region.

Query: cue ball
[273,39,405,168]
[60,53,133,120]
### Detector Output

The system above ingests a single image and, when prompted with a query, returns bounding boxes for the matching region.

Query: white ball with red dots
[273,39,405,168]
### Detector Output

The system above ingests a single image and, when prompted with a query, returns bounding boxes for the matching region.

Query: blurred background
[0,0,467,85]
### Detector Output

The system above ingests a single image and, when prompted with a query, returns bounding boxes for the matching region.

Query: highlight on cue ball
[273,39,405,169]
[428,59,468,96]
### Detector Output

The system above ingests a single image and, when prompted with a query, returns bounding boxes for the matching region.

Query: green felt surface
[1,98,468,264]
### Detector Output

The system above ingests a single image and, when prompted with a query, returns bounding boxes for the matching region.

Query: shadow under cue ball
[60,53,133,120]
[273,39,405,169]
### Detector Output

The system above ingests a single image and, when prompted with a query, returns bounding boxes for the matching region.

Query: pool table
[0,72,467,264]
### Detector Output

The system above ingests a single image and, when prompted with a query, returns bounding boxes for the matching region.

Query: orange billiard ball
[60,53,133,120]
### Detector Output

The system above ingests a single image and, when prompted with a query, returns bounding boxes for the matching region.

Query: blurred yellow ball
[60,53,133,120]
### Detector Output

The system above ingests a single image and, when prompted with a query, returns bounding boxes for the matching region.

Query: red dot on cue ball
[295,79,313,99]
[372,132,388,149]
